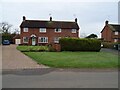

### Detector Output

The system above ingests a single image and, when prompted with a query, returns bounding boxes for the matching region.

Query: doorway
[32,37,36,45]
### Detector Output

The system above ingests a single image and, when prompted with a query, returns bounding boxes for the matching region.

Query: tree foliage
[0,22,12,34]
[86,34,98,38]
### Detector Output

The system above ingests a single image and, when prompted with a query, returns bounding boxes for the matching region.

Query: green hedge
[59,38,101,52]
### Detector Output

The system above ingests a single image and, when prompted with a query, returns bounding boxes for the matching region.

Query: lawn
[17,46,49,52]
[23,51,118,68]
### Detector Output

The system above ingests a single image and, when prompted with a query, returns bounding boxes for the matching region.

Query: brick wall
[101,25,113,42]
[101,25,120,43]
[20,28,79,45]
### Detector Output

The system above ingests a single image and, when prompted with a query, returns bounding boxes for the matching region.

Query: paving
[101,48,119,55]
[2,45,49,70]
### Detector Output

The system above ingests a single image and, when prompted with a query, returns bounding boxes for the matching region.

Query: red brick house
[20,16,79,45]
[101,21,120,43]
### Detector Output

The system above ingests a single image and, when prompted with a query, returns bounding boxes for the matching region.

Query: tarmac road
[2,68,118,88]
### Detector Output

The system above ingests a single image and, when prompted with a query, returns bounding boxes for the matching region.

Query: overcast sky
[1,0,119,37]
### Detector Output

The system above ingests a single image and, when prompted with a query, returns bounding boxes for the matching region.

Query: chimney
[50,17,52,21]
[23,16,26,21]
[105,20,109,25]
[75,18,77,23]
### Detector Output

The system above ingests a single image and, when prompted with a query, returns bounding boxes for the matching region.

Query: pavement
[2,45,49,70]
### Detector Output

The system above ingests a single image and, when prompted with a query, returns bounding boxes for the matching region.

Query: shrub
[59,38,101,52]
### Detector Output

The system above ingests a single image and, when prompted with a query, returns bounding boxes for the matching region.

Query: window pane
[23,37,29,43]
[39,37,48,43]
[40,28,46,32]
[115,32,118,35]
[24,28,28,32]
[55,28,61,32]
[72,29,76,33]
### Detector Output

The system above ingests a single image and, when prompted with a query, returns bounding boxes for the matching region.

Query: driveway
[2,45,48,70]
[101,48,119,55]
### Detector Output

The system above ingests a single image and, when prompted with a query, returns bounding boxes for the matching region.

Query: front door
[32,37,36,45]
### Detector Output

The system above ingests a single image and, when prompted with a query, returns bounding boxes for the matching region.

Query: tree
[86,34,98,39]
[0,22,12,34]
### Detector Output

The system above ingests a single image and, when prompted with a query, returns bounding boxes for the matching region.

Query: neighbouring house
[13,34,21,45]
[20,16,79,46]
[101,21,120,43]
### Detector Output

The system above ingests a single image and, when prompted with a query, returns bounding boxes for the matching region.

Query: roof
[108,24,120,32]
[20,20,79,29]
[101,24,120,33]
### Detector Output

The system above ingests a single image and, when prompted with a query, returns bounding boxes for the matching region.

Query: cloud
[1,0,119,3]
[1,1,118,37]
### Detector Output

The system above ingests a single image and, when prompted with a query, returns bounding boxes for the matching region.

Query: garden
[17,38,118,68]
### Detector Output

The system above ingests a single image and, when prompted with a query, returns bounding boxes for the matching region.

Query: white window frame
[39,28,46,33]
[23,37,29,43]
[38,37,48,43]
[114,39,118,42]
[23,28,28,32]
[54,37,61,43]
[114,31,118,35]
[72,29,77,33]
[55,28,61,33]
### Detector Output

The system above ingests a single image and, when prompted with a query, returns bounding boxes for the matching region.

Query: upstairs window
[23,28,28,32]
[114,31,118,35]
[72,29,77,33]
[55,28,61,33]
[39,28,46,33]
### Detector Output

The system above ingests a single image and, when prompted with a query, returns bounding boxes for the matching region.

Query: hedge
[59,38,101,52]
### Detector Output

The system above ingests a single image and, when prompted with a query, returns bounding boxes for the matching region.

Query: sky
[0,0,119,38]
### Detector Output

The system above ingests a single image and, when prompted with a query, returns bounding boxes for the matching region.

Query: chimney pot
[50,17,52,21]
[105,20,109,25]
[75,18,77,23]
[23,16,26,21]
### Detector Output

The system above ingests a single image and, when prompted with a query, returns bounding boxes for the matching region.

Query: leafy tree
[86,34,98,39]
[0,22,12,34]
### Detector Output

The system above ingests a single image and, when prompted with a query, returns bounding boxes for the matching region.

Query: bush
[59,38,101,52]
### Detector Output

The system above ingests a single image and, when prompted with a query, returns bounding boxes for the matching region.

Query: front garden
[23,51,118,68]
[17,38,118,68]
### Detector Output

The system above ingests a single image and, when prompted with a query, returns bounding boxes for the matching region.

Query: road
[1,45,118,88]
[2,68,118,88]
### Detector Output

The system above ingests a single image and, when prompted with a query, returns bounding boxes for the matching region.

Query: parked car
[114,44,120,50]
[2,40,10,45]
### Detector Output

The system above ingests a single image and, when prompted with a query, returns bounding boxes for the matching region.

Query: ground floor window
[23,37,29,43]
[114,39,118,42]
[38,37,48,43]
[54,37,61,43]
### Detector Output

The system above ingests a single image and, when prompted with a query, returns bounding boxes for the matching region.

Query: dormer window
[55,28,61,33]
[72,29,77,33]
[23,28,28,32]
[39,28,46,33]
